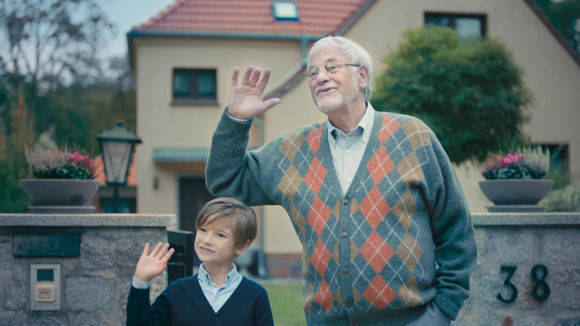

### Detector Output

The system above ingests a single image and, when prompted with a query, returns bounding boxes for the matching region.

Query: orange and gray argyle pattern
[276,112,433,316]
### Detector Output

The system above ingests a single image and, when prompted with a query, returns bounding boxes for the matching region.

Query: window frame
[424,12,487,38]
[272,1,299,21]
[171,68,218,106]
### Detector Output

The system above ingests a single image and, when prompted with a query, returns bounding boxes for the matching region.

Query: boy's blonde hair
[195,197,257,248]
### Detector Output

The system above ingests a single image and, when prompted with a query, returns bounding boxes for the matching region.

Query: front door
[178,176,215,266]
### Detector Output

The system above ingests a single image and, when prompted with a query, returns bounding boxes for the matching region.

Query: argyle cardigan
[206,109,476,325]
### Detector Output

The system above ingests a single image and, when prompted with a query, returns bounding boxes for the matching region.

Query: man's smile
[317,87,337,95]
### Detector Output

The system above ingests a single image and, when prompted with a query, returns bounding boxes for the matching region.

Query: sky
[98,0,174,58]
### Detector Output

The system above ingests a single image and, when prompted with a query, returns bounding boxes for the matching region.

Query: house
[128,0,580,277]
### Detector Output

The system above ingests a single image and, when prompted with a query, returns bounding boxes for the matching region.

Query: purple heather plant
[24,144,96,180]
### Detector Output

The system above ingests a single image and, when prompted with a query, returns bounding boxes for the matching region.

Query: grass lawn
[263,281,306,326]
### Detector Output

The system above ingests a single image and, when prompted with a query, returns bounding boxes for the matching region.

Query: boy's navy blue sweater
[126,274,274,326]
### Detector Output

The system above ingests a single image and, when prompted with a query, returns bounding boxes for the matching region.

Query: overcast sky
[98,0,174,58]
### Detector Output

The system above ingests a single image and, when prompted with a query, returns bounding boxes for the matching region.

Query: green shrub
[542,185,580,212]
[372,27,532,164]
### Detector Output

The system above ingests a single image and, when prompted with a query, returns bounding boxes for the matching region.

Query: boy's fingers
[162,248,175,263]
[154,243,171,259]
[141,242,150,257]
[150,242,163,256]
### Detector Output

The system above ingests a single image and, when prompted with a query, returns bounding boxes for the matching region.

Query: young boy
[126,197,274,326]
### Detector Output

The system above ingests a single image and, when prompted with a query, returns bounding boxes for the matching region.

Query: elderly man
[206,36,476,326]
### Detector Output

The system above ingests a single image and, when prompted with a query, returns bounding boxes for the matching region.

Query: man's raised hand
[227,66,281,119]
[134,242,174,282]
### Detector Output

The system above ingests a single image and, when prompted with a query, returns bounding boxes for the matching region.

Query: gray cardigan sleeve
[423,131,477,320]
[205,109,277,206]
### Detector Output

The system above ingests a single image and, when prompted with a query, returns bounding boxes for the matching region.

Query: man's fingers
[231,68,239,87]
[249,69,261,87]
[141,243,150,257]
[262,98,281,111]
[257,69,271,92]
[241,66,253,86]
[150,242,163,257]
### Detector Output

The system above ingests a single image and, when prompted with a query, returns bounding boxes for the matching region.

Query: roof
[131,0,374,37]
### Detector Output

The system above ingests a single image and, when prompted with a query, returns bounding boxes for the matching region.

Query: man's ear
[358,66,369,89]
[234,239,250,256]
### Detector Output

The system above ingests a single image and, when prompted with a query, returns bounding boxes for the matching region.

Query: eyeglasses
[305,62,360,79]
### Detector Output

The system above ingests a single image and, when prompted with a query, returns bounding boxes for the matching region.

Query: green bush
[372,27,532,164]
[542,185,580,212]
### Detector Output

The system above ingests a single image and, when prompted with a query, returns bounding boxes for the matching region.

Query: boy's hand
[134,242,175,282]
[227,66,281,119]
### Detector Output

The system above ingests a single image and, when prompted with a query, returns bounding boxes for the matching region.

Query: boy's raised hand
[227,66,281,119]
[134,242,175,282]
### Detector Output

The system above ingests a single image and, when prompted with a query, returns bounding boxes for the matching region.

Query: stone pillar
[0,213,175,325]
[456,213,580,326]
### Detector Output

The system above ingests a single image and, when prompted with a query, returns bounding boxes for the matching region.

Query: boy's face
[194,217,245,267]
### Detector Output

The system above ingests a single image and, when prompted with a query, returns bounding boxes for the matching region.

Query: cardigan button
[342,269,349,275]
[343,200,349,206]
[341,232,348,239]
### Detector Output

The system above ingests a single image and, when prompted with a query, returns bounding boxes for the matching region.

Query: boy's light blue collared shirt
[131,263,243,313]
[197,263,243,312]
[326,103,375,196]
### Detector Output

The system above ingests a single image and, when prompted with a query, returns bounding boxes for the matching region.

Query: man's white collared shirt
[326,103,375,196]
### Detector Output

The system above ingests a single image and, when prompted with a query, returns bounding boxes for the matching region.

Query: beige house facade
[130,0,580,276]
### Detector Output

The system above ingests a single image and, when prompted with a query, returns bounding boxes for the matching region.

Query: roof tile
[133,0,372,36]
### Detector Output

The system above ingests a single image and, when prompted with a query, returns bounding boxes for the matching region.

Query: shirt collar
[198,263,241,288]
[326,102,375,144]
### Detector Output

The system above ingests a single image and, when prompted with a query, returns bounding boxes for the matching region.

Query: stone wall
[1,213,578,325]
[0,214,175,326]
[456,213,580,326]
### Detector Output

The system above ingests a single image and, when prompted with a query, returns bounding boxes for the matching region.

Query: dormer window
[272,1,299,21]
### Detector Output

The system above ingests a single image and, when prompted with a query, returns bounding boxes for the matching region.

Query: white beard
[314,75,360,114]
[315,92,346,113]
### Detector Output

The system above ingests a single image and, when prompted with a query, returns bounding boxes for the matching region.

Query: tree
[0,86,35,212]
[533,0,580,55]
[0,0,114,139]
[0,0,113,91]
[372,27,532,164]
[0,0,124,212]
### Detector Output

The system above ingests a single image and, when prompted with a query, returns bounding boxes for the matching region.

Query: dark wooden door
[178,176,215,267]
[179,176,215,232]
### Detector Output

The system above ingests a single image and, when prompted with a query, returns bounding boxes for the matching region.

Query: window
[425,13,486,38]
[172,68,217,104]
[272,1,299,21]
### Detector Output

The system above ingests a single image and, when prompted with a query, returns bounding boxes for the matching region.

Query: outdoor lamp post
[95,122,141,213]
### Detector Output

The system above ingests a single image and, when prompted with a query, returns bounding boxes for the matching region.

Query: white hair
[308,36,373,101]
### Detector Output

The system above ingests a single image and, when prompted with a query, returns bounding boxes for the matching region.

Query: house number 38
[497,264,550,303]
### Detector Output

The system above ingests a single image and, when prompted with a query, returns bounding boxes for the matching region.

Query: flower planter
[20,179,99,213]
[479,179,553,212]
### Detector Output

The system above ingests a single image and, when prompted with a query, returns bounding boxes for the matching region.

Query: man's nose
[315,69,331,83]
